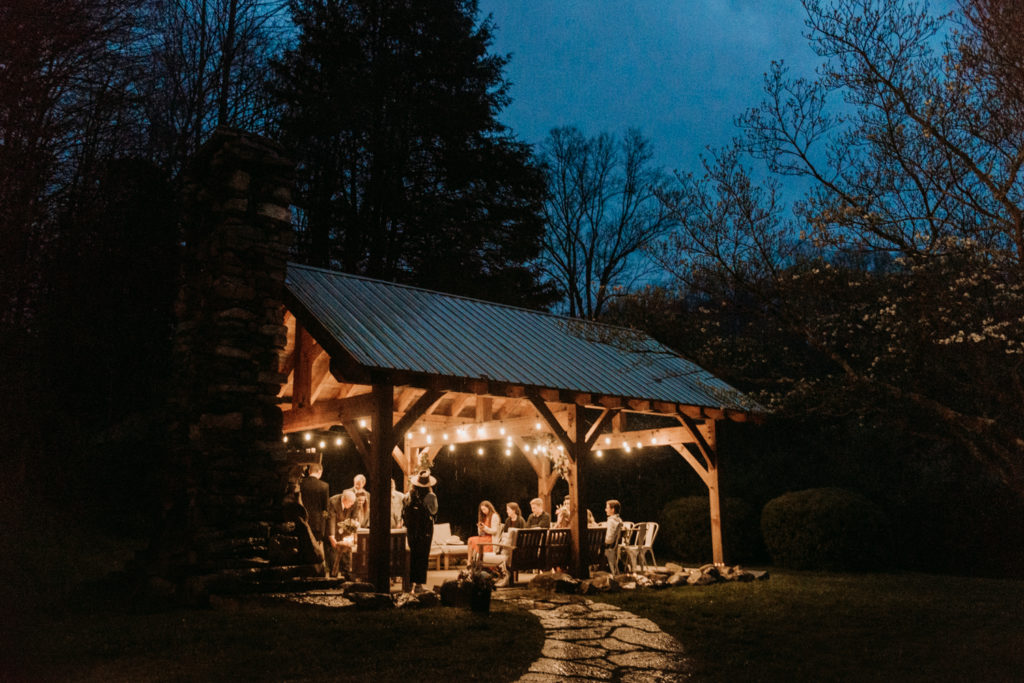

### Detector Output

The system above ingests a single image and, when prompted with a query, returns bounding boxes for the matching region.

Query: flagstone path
[497,592,691,682]
[265,588,690,681]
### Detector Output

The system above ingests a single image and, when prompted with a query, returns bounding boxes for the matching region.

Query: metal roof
[285,262,757,412]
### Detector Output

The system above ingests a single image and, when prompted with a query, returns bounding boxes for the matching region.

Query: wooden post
[368,383,394,592]
[570,405,590,579]
[705,420,725,566]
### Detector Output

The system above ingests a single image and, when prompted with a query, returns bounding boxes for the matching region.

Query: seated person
[467,500,501,561]
[554,495,595,527]
[603,499,624,573]
[525,497,551,528]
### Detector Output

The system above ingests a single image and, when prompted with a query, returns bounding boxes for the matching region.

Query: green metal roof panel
[285,262,755,411]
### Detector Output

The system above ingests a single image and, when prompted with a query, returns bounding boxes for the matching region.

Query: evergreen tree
[271,0,554,306]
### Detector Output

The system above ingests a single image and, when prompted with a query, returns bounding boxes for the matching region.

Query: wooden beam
[527,393,574,455]
[282,393,375,433]
[475,396,493,422]
[392,389,443,442]
[670,444,711,487]
[292,324,316,409]
[590,425,697,452]
[403,410,569,448]
[344,420,370,469]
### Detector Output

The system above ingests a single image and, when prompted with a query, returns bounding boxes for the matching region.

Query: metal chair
[637,522,659,570]
[620,522,646,573]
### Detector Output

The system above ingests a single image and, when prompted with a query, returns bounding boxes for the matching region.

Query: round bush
[760,487,891,571]
[660,496,763,564]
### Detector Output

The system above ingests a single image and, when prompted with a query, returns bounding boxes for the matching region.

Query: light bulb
[304,432,312,441]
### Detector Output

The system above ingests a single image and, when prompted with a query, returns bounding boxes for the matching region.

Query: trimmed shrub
[761,487,891,571]
[660,496,763,564]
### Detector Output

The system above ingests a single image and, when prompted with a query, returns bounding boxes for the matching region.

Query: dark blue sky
[478,0,821,173]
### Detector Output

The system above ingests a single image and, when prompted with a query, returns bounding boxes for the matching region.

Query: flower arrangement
[457,558,503,592]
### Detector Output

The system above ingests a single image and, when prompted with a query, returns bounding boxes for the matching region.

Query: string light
[499,427,506,435]
[335,437,343,446]
[504,449,511,456]
[358,419,367,429]
[282,436,289,443]
[406,431,412,439]
[304,432,312,441]
[426,435,433,444]
[534,422,542,430]
[319,440,326,449]
[448,444,455,452]
[596,450,604,458]
[477,447,484,456]
[443,433,449,441]
[604,436,611,444]
[419,426,427,434]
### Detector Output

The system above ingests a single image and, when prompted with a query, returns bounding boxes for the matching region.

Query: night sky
[478,0,820,173]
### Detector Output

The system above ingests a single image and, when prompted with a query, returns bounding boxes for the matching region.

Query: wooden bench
[485,526,612,583]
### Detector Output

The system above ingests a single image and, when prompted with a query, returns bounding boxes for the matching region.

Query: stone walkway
[263,587,690,681]
[499,592,690,682]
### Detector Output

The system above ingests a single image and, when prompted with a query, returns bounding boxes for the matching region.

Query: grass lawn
[3,591,544,682]
[595,569,1024,682]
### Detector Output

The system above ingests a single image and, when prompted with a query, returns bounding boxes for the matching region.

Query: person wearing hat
[403,469,438,592]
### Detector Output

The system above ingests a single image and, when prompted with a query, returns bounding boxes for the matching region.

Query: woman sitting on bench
[467,500,502,561]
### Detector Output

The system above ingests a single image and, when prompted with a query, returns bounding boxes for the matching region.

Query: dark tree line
[0,0,555,522]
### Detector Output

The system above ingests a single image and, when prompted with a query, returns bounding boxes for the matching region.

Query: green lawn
[595,569,1024,682]
[3,594,544,682]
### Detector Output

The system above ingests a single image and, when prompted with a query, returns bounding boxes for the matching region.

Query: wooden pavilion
[278,263,760,591]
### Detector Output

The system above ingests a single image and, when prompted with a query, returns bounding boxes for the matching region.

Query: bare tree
[658,0,1024,496]
[537,127,675,319]
[139,0,287,173]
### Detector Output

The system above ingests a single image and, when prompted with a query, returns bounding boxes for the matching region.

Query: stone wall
[157,128,308,598]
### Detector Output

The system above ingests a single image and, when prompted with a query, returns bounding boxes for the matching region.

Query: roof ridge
[285,261,659,342]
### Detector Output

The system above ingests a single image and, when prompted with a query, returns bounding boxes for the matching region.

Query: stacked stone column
[161,128,299,598]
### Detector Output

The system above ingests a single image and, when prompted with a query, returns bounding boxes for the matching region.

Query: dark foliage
[660,495,764,564]
[271,0,555,307]
[761,487,892,571]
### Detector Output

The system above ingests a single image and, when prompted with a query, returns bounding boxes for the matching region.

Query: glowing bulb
[335,437,343,446]
[358,419,367,429]
[477,427,485,437]
[535,422,542,430]
[558,445,564,452]
[625,445,632,453]
[524,445,531,453]
[499,427,506,435]
[651,436,658,444]
[604,436,611,444]
[448,444,455,452]
[443,433,449,441]
[419,426,427,434]
[282,436,289,443]
[477,447,484,455]
[426,435,433,444]
[636,441,642,448]
[504,449,511,456]
[406,431,412,439]
[319,440,326,449]
[304,432,312,441]
[597,450,604,458]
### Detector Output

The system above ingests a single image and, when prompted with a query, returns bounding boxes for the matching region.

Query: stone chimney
[155,128,306,600]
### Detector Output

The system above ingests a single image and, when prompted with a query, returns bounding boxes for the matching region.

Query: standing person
[603,499,624,573]
[326,490,360,577]
[390,478,406,529]
[504,502,525,530]
[346,474,371,527]
[299,461,330,574]
[403,469,438,593]
[525,497,551,528]
[467,500,501,561]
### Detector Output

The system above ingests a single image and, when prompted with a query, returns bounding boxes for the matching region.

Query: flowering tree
[657,0,1024,495]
